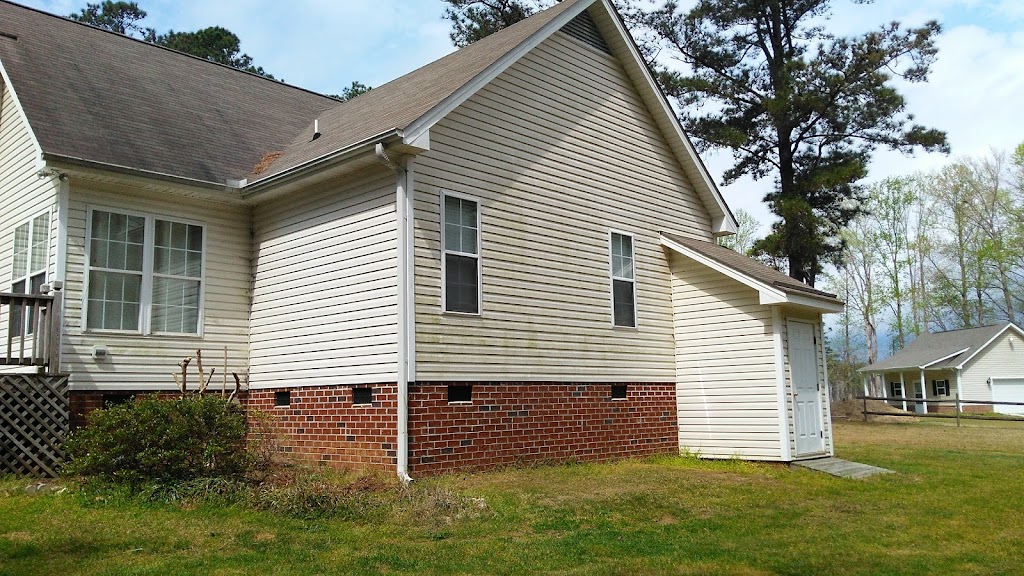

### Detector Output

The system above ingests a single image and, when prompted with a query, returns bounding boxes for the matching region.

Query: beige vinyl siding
[249,166,398,388]
[413,31,712,381]
[961,330,1024,403]
[779,308,832,457]
[670,253,784,460]
[62,182,249,390]
[0,80,59,346]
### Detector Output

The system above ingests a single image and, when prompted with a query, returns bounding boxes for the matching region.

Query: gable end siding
[413,30,712,382]
[960,330,1024,403]
[0,80,59,342]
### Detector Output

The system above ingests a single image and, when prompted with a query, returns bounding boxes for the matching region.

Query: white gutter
[376,143,413,483]
[243,129,403,198]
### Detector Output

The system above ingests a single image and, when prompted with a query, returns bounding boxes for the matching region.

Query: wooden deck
[792,457,894,479]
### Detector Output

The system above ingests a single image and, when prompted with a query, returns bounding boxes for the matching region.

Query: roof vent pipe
[312,119,321,141]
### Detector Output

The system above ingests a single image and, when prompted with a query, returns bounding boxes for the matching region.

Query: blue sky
[19,0,1024,233]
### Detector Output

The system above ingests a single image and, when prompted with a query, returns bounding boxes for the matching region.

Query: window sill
[443,310,482,317]
[81,329,204,339]
[448,401,473,406]
[611,325,639,331]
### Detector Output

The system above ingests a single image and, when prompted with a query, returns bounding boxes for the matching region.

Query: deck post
[46,282,63,373]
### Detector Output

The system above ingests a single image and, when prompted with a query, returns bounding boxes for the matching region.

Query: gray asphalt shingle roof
[0,0,340,185]
[0,0,587,185]
[253,0,585,182]
[864,322,1014,372]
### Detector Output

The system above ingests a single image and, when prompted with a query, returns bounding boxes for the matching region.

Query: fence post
[863,395,868,422]
[955,391,961,428]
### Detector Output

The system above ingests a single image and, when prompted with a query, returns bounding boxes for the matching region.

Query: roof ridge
[0,0,339,104]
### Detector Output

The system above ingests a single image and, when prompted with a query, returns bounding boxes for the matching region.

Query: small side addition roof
[660,232,844,312]
[862,322,1024,372]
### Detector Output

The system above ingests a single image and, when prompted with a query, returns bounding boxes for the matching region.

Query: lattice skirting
[0,374,70,477]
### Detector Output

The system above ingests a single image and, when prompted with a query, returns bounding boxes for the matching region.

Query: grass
[2,420,1023,575]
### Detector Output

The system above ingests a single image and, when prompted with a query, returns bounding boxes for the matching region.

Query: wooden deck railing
[1,282,63,372]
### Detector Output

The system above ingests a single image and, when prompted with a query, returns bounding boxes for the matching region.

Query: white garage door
[992,378,1024,416]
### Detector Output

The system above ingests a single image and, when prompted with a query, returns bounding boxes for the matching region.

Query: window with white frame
[610,232,636,327]
[442,193,480,314]
[85,209,204,334]
[890,381,904,398]
[11,212,50,295]
[10,212,50,334]
[932,379,949,397]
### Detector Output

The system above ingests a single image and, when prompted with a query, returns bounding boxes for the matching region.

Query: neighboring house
[861,323,1024,416]
[0,0,843,476]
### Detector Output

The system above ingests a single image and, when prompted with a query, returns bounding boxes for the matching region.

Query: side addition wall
[61,182,250,389]
[669,253,784,460]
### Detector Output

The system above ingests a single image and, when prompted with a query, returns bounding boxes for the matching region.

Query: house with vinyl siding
[861,322,1024,416]
[0,0,843,476]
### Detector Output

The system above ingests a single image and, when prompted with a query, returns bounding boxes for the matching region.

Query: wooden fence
[856,395,1024,426]
[0,373,70,477]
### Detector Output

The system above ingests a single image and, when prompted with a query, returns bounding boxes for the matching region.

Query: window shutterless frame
[440,190,482,315]
[608,229,637,328]
[10,210,51,292]
[10,210,51,334]
[82,206,206,336]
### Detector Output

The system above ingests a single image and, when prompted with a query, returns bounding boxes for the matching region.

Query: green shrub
[64,395,249,486]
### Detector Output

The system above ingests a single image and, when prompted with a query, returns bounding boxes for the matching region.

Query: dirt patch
[831,399,917,423]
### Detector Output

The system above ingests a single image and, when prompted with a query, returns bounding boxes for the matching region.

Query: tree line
[69,1,371,101]
[443,0,949,287]
[825,145,1024,397]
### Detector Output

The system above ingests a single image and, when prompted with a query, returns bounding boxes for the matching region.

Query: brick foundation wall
[407,382,678,476]
[70,382,679,476]
[243,385,398,470]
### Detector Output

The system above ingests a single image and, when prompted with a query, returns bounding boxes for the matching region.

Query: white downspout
[376,143,413,483]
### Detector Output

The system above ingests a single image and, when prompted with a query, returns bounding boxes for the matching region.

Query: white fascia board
[955,323,1024,369]
[593,0,737,236]
[0,58,44,164]
[661,234,785,302]
[240,130,400,199]
[783,292,846,313]
[402,0,596,146]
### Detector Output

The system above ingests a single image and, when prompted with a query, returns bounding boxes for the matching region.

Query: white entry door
[913,383,927,414]
[992,378,1024,415]
[789,320,824,455]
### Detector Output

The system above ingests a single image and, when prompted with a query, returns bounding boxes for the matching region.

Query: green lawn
[2,420,1023,575]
